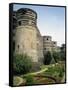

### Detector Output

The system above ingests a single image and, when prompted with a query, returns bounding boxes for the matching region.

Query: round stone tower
[43,36,52,54]
[14,8,38,62]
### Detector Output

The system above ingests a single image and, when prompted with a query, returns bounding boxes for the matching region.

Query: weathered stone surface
[13,8,59,63]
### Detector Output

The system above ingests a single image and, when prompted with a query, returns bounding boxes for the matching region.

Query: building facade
[13,8,60,63]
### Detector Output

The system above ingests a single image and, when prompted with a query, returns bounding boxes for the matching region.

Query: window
[18,45,19,49]
[47,38,48,40]
[19,21,21,26]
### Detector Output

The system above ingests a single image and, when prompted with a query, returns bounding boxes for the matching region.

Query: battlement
[43,36,52,41]
[16,8,37,26]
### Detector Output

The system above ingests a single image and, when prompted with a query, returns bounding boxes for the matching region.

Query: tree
[60,44,66,61]
[60,51,66,61]
[44,51,55,65]
[52,52,60,63]
[13,54,32,75]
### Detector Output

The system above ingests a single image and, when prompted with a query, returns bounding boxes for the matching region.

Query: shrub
[60,51,66,61]
[52,52,60,62]
[13,54,32,75]
[44,51,55,65]
[23,75,34,85]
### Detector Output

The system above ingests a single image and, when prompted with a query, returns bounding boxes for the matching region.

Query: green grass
[13,62,65,86]
[43,63,65,82]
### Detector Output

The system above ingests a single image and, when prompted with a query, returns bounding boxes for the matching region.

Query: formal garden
[13,49,66,86]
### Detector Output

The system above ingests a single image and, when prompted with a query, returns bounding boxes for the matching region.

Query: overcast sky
[13,4,65,46]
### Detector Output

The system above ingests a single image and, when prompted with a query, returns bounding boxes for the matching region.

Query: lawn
[13,62,65,86]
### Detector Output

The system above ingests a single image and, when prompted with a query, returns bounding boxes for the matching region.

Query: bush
[44,51,55,65]
[52,52,60,62]
[44,64,64,78]
[23,75,34,85]
[60,51,66,61]
[13,54,32,75]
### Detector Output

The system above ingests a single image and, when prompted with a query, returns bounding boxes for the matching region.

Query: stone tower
[43,36,58,54]
[43,36,52,54]
[14,8,43,63]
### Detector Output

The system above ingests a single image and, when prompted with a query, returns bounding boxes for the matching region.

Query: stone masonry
[13,8,59,63]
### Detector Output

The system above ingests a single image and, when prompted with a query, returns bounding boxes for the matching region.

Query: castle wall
[43,36,58,54]
[36,28,44,63]
[43,36,52,54]
[13,8,44,63]
[13,8,59,64]
[15,25,38,62]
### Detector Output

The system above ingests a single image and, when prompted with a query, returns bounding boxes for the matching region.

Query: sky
[13,4,65,46]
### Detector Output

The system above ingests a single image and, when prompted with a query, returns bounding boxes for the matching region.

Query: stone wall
[13,8,59,63]
[43,36,58,54]
[13,8,44,63]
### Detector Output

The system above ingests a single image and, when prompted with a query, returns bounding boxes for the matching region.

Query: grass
[43,63,65,82]
[13,62,65,86]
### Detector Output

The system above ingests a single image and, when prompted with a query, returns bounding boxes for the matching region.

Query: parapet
[16,8,37,26]
[43,36,52,41]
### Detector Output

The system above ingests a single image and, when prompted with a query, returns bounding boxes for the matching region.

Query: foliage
[52,52,60,62]
[13,54,32,75]
[44,63,64,79]
[23,75,35,85]
[44,51,55,65]
[60,51,66,61]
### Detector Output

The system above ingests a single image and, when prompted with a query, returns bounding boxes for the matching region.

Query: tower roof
[16,8,37,19]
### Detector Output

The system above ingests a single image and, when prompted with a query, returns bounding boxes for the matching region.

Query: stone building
[13,8,59,63]
[13,8,43,63]
[43,36,52,53]
[43,36,58,55]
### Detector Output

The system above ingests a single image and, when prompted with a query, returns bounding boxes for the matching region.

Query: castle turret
[16,8,37,26]
[14,8,43,62]
[43,36,52,54]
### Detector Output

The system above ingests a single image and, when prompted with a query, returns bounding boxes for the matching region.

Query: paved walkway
[14,76,25,86]
[24,68,48,76]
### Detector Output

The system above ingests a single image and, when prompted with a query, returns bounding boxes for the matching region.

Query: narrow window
[19,21,21,26]
[18,45,19,49]
[47,38,48,40]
